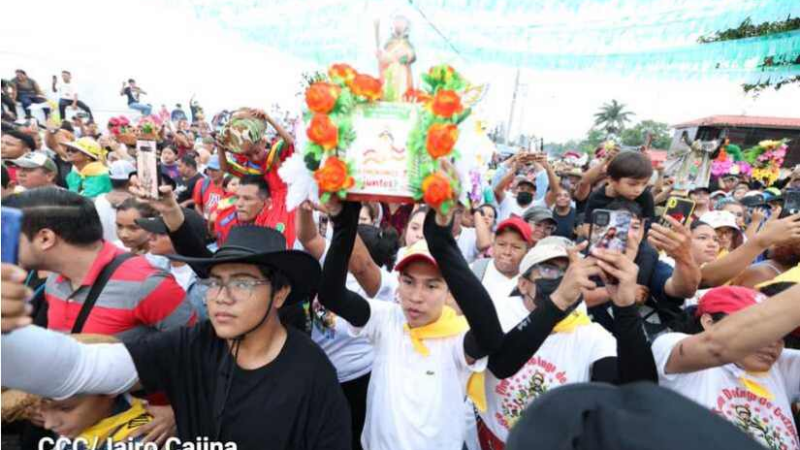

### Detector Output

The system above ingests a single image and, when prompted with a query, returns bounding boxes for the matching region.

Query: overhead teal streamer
[175,0,800,82]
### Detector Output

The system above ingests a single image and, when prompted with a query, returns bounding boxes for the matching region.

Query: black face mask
[517,191,534,206]
[532,277,564,308]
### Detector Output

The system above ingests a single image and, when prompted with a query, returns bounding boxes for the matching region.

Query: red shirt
[214,202,295,248]
[45,242,196,342]
[193,178,225,219]
[221,140,296,247]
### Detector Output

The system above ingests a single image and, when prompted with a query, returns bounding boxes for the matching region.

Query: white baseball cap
[698,211,740,231]
[519,236,575,276]
[109,159,136,181]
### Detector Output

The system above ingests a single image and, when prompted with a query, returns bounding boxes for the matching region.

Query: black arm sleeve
[487,297,567,378]
[423,210,503,358]
[317,202,371,327]
[611,303,658,384]
[590,357,618,383]
[167,218,213,259]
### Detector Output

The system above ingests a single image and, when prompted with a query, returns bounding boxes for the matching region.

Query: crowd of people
[1,66,800,450]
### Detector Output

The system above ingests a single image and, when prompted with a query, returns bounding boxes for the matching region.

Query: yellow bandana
[551,310,592,333]
[76,398,152,445]
[403,307,489,411]
[78,161,109,178]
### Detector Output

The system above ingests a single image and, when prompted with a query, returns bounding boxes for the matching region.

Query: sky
[1,0,797,143]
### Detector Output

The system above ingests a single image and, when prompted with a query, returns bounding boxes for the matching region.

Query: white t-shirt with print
[653,332,800,450]
[481,295,617,442]
[351,300,486,450]
[94,194,119,243]
[312,244,397,383]
[481,260,519,308]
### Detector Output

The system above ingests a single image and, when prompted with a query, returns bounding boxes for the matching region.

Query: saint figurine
[375,15,416,102]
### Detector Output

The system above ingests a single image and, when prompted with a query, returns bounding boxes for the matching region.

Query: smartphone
[589,209,631,254]
[2,207,23,264]
[660,197,695,226]
[136,140,161,199]
[780,190,800,218]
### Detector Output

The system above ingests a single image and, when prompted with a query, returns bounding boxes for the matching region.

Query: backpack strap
[71,253,136,333]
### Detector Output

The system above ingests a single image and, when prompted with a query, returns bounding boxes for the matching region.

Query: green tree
[620,120,672,149]
[699,16,800,95]
[593,100,635,134]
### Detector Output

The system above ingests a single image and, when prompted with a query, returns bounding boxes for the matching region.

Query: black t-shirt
[123,87,139,105]
[177,173,204,204]
[126,321,350,450]
[583,183,655,224]
[552,207,577,239]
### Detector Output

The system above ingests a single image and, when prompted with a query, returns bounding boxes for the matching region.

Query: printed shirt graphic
[481,296,616,442]
[654,333,800,450]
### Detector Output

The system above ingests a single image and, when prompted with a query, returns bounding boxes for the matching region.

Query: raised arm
[473,209,493,253]
[423,209,503,358]
[574,162,606,202]
[701,212,800,287]
[648,218,701,299]
[664,283,800,374]
[2,325,140,399]
[318,201,371,327]
[539,156,562,207]
[487,243,599,378]
[492,155,520,204]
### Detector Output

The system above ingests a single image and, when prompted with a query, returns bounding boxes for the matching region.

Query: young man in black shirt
[2,200,350,449]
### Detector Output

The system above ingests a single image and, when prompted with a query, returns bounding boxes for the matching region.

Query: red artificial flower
[430,90,463,119]
[328,64,357,87]
[306,114,339,151]
[350,74,383,101]
[305,82,341,114]
[426,123,459,159]
[314,156,354,193]
[422,172,454,208]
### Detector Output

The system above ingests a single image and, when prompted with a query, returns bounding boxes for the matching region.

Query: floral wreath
[711,139,751,178]
[743,139,789,186]
[301,63,471,213]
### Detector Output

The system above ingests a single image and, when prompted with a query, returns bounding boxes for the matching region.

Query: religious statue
[375,15,416,102]
[664,130,726,191]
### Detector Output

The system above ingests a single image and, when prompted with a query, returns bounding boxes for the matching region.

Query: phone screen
[2,207,23,264]
[780,190,800,218]
[589,209,631,254]
[661,197,696,226]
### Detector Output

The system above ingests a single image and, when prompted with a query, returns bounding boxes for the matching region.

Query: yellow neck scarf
[78,161,108,178]
[740,372,774,401]
[552,310,592,333]
[76,398,152,445]
[403,307,490,410]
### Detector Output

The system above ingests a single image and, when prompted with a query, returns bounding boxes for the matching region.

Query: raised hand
[550,242,602,311]
[591,247,640,307]
[756,211,800,248]
[1,264,33,333]
[648,215,693,263]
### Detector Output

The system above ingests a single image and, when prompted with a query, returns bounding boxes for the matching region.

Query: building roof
[673,115,800,130]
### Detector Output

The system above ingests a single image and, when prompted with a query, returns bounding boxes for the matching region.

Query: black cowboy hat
[168,225,320,305]
[506,382,761,450]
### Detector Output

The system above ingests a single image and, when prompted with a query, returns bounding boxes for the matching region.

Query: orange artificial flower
[328,64,357,87]
[307,114,339,151]
[350,74,383,101]
[305,82,341,114]
[426,123,459,159]
[404,88,431,104]
[422,172,454,208]
[430,90,463,119]
[314,156,354,193]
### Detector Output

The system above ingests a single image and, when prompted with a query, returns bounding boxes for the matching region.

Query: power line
[407,0,465,60]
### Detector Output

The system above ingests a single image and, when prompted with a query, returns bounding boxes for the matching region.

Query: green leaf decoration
[336,89,356,115]
[320,192,331,204]
[337,190,347,199]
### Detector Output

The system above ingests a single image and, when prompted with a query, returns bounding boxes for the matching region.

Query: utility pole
[506,67,521,144]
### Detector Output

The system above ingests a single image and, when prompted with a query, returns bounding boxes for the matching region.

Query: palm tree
[593,100,635,134]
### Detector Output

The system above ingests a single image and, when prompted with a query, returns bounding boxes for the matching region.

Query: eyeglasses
[530,263,565,280]
[197,278,270,303]
[530,221,557,233]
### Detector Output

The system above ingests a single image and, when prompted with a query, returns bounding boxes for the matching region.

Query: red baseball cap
[496,217,533,244]
[695,286,766,318]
